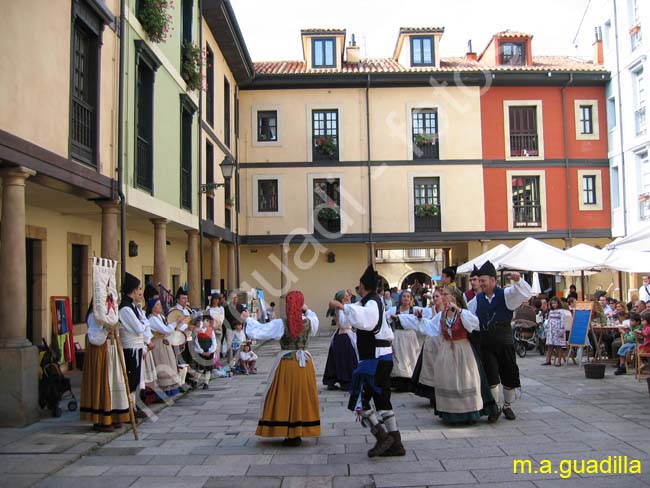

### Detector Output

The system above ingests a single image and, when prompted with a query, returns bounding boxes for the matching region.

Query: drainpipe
[198,0,205,307]
[561,73,574,246]
[117,0,127,282]
[235,85,240,287]
[366,74,374,265]
[613,0,628,236]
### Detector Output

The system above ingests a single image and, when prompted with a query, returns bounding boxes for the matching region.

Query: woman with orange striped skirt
[245,291,320,446]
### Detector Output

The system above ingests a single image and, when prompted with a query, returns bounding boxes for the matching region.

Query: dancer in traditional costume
[464,265,481,303]
[193,314,218,389]
[329,265,405,458]
[398,287,498,425]
[323,289,358,391]
[146,297,181,398]
[410,289,442,404]
[467,261,532,421]
[118,272,147,417]
[80,302,130,432]
[385,289,423,392]
[139,302,158,397]
[245,291,320,446]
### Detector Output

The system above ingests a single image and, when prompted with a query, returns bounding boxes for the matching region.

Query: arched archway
[400,272,431,290]
[378,275,389,292]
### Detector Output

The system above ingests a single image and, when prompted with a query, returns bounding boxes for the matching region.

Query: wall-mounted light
[200,155,236,193]
[327,251,335,263]
[128,241,138,257]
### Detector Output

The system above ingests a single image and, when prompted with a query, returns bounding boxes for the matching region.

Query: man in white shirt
[329,265,404,458]
[118,272,146,415]
[467,261,532,422]
[639,276,650,303]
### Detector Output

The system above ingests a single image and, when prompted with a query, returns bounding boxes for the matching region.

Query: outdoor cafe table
[590,325,624,362]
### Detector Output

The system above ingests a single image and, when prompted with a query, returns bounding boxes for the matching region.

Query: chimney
[346,33,361,64]
[593,26,604,65]
[465,39,477,62]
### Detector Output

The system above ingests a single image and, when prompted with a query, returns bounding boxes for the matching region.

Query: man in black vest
[467,260,532,422]
[329,265,404,458]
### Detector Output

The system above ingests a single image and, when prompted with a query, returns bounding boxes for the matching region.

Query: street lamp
[200,155,235,192]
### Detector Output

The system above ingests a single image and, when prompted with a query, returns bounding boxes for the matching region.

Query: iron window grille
[509,106,539,156]
[312,110,339,161]
[512,176,542,228]
[413,177,441,232]
[412,109,439,159]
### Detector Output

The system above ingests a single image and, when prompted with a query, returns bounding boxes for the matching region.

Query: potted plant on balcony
[315,137,337,157]
[415,203,439,218]
[318,206,339,221]
[225,197,235,209]
[414,133,437,145]
[181,41,202,92]
[138,0,174,44]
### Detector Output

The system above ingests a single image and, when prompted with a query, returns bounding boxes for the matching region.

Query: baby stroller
[512,305,541,358]
[38,338,78,417]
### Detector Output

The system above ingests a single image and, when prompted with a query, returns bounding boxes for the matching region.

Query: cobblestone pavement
[5,331,650,488]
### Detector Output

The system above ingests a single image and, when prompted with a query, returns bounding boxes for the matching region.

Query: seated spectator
[634,300,647,314]
[238,342,258,375]
[640,312,650,354]
[614,313,642,375]
[567,285,578,300]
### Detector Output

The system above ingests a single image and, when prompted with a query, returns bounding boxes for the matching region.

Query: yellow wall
[239,243,368,311]
[0,0,119,178]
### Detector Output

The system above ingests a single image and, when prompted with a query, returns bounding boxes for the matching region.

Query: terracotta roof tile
[399,26,445,33]
[300,28,346,34]
[253,56,607,75]
[495,30,533,38]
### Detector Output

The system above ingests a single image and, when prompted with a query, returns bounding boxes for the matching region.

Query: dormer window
[411,36,434,66]
[499,42,526,66]
[312,38,336,68]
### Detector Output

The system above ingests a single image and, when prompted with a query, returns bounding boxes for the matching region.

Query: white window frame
[251,105,282,148]
[306,104,344,162]
[503,100,545,161]
[252,174,284,217]
[574,100,600,141]
[406,102,442,160]
[577,170,603,211]
[307,172,346,233]
[506,170,547,232]
[407,171,446,232]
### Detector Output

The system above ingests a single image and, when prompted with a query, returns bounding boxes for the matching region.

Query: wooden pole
[580,271,586,301]
[114,329,138,440]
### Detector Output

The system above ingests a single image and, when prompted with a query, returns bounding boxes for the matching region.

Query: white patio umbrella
[607,225,650,252]
[457,244,511,274]
[493,237,596,273]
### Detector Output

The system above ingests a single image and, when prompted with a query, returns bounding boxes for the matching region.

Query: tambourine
[167,330,187,346]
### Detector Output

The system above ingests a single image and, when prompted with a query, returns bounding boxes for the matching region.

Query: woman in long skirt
[385,290,423,392]
[245,291,321,446]
[323,290,358,390]
[410,289,442,404]
[146,297,182,397]
[399,287,498,425]
[80,304,130,432]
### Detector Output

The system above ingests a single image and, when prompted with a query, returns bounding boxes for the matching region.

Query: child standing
[238,342,258,374]
[230,321,247,366]
[543,297,566,367]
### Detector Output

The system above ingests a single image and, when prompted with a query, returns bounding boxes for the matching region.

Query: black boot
[368,424,394,457]
[380,431,406,457]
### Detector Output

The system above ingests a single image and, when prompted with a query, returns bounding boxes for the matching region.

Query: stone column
[480,240,490,254]
[151,219,168,288]
[210,237,221,292]
[97,200,120,261]
[226,244,236,292]
[0,166,39,426]
[279,243,290,317]
[186,229,200,308]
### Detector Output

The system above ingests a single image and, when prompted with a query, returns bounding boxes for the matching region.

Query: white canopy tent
[567,243,650,273]
[457,244,510,274]
[492,238,596,273]
[607,225,650,252]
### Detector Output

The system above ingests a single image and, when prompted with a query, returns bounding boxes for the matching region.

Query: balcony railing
[136,135,153,192]
[312,136,339,162]
[413,138,439,160]
[70,97,95,165]
[509,133,539,157]
[636,107,646,136]
[314,216,341,236]
[513,204,542,228]
[414,214,441,232]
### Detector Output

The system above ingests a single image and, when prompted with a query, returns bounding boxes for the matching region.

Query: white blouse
[245,309,320,341]
[398,309,479,337]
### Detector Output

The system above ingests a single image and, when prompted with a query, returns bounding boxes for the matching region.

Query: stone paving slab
[4,331,648,487]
